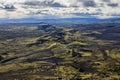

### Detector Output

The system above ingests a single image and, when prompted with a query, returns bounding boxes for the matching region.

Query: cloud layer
[0,0,120,19]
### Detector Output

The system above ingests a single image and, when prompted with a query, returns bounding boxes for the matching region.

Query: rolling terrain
[0,23,120,80]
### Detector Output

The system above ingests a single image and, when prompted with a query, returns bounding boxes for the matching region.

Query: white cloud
[0,0,120,19]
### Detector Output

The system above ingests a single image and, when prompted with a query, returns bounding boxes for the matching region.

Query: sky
[0,0,120,19]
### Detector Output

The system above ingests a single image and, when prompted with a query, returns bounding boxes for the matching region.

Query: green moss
[0,62,38,73]
[80,52,92,57]
[57,66,78,79]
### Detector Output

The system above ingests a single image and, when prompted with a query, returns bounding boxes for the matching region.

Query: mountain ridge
[0,17,120,24]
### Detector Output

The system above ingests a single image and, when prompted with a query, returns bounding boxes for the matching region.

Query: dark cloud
[72,13,88,16]
[83,1,96,7]
[50,2,65,7]
[22,1,42,9]
[107,3,118,7]
[0,4,16,11]
[24,1,41,6]
[102,0,111,2]
[28,10,49,15]
[72,12,102,16]
[42,1,65,7]
[23,0,65,8]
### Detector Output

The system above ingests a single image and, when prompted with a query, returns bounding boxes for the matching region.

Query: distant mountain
[0,17,120,24]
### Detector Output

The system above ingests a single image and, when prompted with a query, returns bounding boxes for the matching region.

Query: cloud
[107,3,118,7]
[83,1,96,7]
[2,4,16,11]
[23,0,65,7]
[102,0,111,2]
[24,1,41,6]
[0,0,120,19]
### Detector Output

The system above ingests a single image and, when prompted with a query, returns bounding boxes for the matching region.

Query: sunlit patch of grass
[0,62,38,73]
[20,37,39,45]
[92,61,107,72]
[48,43,57,49]
[80,52,92,57]
[64,28,73,32]
[83,36,96,40]
[27,26,38,31]
[92,31,102,34]
[79,73,92,79]
[57,66,78,79]
[27,75,58,80]
[67,41,88,46]
[108,53,120,59]
[107,49,120,59]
